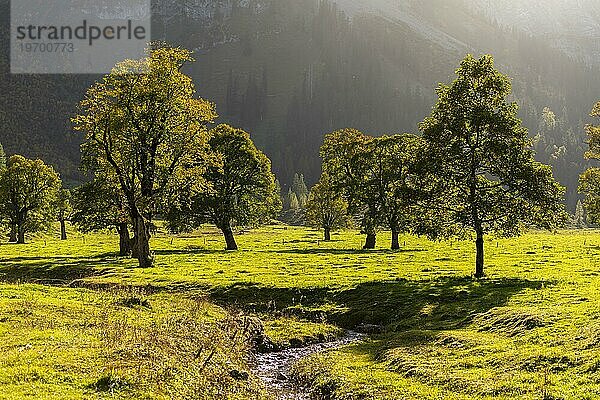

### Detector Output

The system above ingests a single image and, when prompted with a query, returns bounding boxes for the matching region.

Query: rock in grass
[276,372,288,381]
[229,370,249,381]
[239,316,277,353]
[355,323,385,334]
[90,375,130,392]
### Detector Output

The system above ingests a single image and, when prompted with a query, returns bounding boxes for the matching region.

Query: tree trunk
[391,230,400,250]
[363,232,376,249]
[17,224,25,244]
[60,218,67,240]
[475,229,484,278]
[9,225,17,243]
[132,215,153,268]
[222,225,238,251]
[324,227,331,241]
[130,235,139,258]
[117,223,132,256]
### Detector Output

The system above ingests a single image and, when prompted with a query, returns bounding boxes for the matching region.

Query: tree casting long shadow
[275,248,428,256]
[0,254,117,284]
[210,277,551,331]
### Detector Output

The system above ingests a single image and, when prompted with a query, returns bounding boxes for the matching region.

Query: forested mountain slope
[470,0,600,64]
[1,0,598,207]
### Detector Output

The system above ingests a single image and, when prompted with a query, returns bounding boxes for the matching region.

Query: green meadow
[1,226,600,399]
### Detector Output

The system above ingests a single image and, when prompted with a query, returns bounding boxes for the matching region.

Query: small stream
[254,331,364,400]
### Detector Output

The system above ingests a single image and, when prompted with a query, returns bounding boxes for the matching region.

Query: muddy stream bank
[253,331,364,399]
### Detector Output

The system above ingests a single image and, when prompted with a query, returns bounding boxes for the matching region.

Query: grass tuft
[115,296,151,309]
[475,308,546,336]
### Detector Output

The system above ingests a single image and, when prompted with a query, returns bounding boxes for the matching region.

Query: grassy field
[2,225,600,399]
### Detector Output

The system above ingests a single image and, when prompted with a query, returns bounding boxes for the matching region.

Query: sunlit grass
[7,225,599,288]
[0,284,265,399]
[2,226,600,398]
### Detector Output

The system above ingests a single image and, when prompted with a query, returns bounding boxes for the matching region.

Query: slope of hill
[469,0,600,63]
[333,0,469,52]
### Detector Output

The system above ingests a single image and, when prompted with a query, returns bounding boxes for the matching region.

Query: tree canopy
[74,44,217,267]
[320,129,431,249]
[366,134,428,249]
[71,177,132,256]
[305,173,350,241]
[0,155,61,243]
[167,124,281,250]
[420,54,566,277]
[321,128,380,249]
[579,102,600,225]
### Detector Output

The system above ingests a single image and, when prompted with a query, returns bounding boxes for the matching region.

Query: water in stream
[254,331,364,400]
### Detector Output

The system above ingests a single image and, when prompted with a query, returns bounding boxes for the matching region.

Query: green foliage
[584,102,600,159]
[55,188,72,220]
[70,175,132,257]
[288,190,300,210]
[74,44,217,266]
[532,105,580,198]
[574,200,587,229]
[292,173,309,202]
[4,0,600,209]
[202,124,281,229]
[0,155,61,243]
[579,102,600,225]
[71,179,128,234]
[367,134,428,236]
[305,173,350,239]
[321,130,431,248]
[541,107,557,130]
[420,54,567,276]
[321,128,379,237]
[167,124,281,249]
[580,169,600,225]
[275,178,283,203]
[278,172,309,226]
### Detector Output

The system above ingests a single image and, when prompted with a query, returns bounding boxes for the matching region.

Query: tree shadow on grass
[0,252,117,263]
[275,248,428,256]
[210,277,552,331]
[153,249,230,256]
[0,253,120,284]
